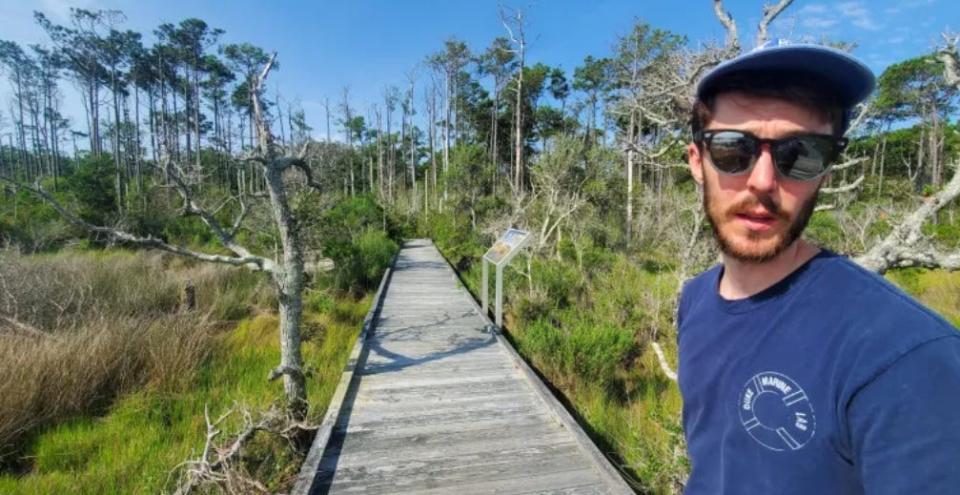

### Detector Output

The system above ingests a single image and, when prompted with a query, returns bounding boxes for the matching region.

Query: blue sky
[0,0,957,140]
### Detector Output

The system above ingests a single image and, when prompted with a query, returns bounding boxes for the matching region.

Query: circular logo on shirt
[738,372,816,451]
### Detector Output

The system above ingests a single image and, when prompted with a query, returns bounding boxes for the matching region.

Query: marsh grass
[444,242,688,494]
[0,249,371,494]
[886,268,960,327]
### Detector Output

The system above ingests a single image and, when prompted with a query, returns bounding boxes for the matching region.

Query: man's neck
[718,239,821,300]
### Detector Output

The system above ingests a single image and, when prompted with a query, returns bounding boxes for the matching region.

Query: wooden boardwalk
[294,239,634,495]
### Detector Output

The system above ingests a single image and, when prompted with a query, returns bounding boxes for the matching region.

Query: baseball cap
[696,39,876,131]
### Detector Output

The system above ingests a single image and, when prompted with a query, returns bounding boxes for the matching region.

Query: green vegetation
[0,3,958,494]
[317,195,401,292]
[0,250,372,494]
[422,207,690,494]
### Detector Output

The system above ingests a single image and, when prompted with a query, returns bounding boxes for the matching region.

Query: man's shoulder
[809,251,959,368]
[681,263,722,298]
[678,263,722,318]
[816,252,954,332]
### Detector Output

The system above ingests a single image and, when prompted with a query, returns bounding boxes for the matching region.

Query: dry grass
[0,249,271,469]
[0,315,210,464]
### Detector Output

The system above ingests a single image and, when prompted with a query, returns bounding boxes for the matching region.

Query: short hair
[690,69,846,141]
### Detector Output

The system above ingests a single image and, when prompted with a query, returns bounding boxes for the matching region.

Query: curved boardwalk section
[304,239,633,494]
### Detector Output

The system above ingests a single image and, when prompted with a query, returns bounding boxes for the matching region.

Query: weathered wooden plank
[392,469,610,495]
[301,239,632,495]
[325,422,572,467]
[319,443,588,493]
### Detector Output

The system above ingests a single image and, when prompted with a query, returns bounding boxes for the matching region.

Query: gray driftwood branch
[854,37,960,273]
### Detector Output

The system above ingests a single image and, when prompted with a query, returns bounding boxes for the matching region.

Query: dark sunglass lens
[708,132,755,174]
[774,136,834,180]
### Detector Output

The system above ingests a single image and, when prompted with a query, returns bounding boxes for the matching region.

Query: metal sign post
[481,228,530,328]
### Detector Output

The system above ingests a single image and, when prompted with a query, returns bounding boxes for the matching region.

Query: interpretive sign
[483,228,530,265]
[482,228,530,328]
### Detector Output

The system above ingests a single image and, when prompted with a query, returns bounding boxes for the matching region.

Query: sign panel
[483,228,530,266]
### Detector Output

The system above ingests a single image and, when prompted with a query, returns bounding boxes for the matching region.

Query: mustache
[727,194,785,219]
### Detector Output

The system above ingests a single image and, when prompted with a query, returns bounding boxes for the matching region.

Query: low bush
[520,315,635,391]
[317,195,401,292]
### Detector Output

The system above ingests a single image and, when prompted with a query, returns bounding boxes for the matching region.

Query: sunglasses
[696,130,848,181]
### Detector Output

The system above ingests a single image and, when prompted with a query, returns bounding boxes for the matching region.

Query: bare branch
[854,36,960,273]
[651,342,678,382]
[846,100,873,134]
[153,160,271,268]
[938,33,959,87]
[251,52,279,159]
[831,157,868,172]
[0,314,59,340]
[821,175,864,194]
[756,0,794,47]
[173,404,285,495]
[0,178,275,272]
[228,197,251,239]
[713,0,740,53]
[268,364,305,382]
[856,160,960,272]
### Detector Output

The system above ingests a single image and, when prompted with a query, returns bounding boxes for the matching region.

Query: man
[678,40,960,494]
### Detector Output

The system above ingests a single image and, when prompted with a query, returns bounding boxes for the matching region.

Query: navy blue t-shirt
[678,250,960,494]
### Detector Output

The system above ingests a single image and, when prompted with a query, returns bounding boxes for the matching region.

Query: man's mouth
[734,210,778,230]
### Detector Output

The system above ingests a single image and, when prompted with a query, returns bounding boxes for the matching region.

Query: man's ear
[688,142,704,185]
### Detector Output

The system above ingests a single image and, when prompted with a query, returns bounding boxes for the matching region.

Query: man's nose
[746,144,778,193]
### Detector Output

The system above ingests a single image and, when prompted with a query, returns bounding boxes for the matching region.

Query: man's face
[687,92,832,263]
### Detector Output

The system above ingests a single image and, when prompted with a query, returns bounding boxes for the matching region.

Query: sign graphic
[483,228,530,266]
[738,371,816,451]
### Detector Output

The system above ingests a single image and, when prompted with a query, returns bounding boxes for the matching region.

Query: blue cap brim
[696,44,876,109]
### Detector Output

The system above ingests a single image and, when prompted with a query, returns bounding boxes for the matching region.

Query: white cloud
[802,17,840,29]
[797,3,839,29]
[799,3,829,14]
[798,1,883,32]
[37,0,103,23]
[837,2,881,31]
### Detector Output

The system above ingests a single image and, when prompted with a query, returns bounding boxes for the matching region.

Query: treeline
[3,7,958,237]
[0,9,311,212]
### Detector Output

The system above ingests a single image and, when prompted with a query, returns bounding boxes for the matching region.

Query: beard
[702,180,819,264]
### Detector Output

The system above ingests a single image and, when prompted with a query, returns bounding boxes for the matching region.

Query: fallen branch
[854,37,960,273]
[0,314,58,340]
[171,403,319,494]
[821,175,864,194]
[651,342,678,382]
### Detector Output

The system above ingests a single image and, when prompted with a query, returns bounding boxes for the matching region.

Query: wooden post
[184,280,196,311]
[482,258,489,314]
[495,264,504,327]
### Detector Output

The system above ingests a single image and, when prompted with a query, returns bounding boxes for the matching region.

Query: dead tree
[854,35,960,273]
[756,1,794,47]
[500,5,527,194]
[1,53,320,420]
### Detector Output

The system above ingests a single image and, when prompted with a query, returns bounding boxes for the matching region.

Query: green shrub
[805,211,844,251]
[328,228,398,292]
[521,315,635,390]
[316,195,401,292]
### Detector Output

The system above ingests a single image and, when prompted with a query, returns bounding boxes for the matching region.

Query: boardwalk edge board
[433,239,637,494]
[291,249,399,495]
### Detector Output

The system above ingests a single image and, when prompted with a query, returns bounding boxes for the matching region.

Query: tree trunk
[626,111,635,245]
[513,44,525,192]
[112,71,124,213]
[443,71,451,207]
[491,83,499,196]
[267,164,308,418]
